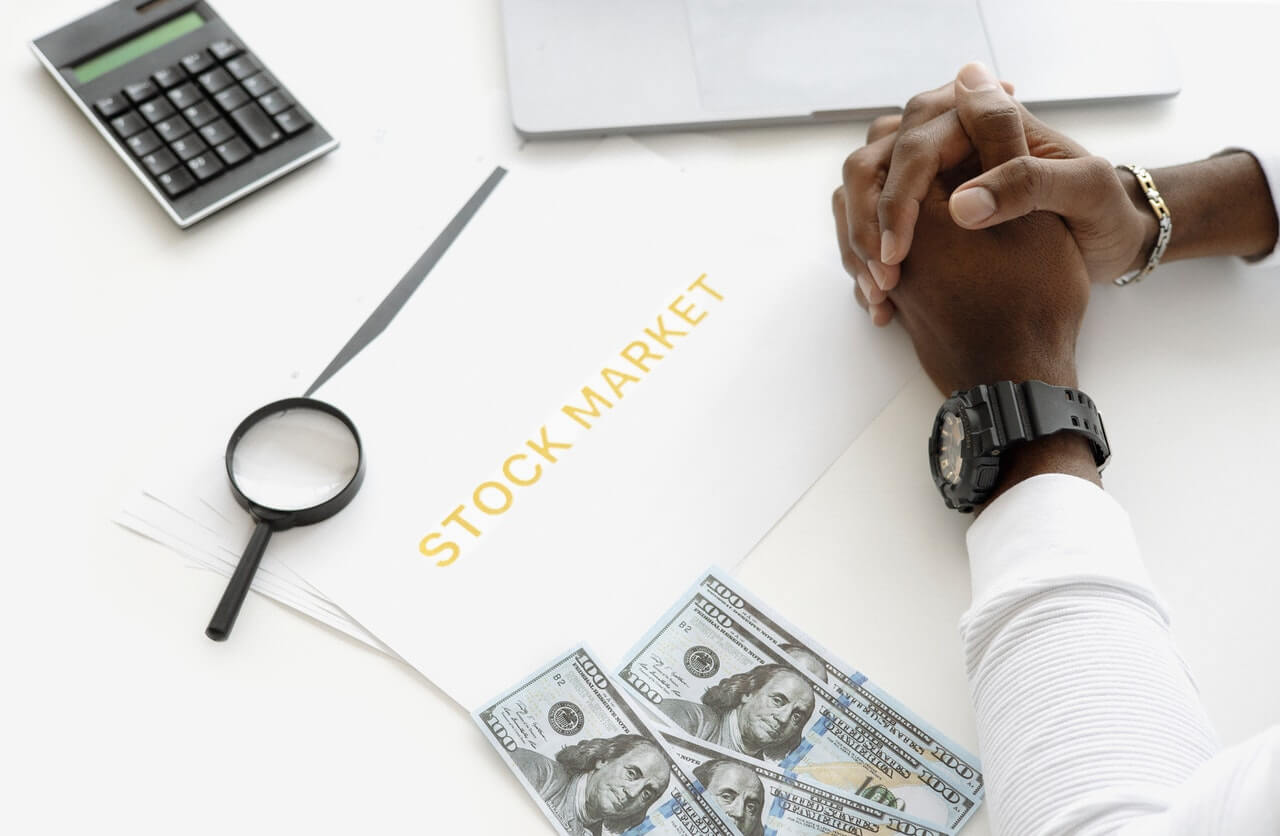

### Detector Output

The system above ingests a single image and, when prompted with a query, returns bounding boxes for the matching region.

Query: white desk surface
[4,2,1278,833]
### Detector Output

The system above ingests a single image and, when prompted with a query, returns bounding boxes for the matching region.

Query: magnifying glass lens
[230,407,360,510]
[208,398,365,642]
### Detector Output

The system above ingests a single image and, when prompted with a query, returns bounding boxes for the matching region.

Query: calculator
[31,1,337,228]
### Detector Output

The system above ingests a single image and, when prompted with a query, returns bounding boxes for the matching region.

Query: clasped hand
[832,62,1155,396]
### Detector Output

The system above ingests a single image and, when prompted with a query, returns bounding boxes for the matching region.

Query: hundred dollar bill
[695,570,984,798]
[661,726,948,836]
[617,591,978,832]
[474,646,738,836]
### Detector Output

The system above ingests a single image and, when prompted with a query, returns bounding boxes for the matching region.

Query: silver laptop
[502,0,1180,138]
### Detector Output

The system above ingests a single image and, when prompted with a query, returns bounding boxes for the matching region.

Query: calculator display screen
[72,11,206,84]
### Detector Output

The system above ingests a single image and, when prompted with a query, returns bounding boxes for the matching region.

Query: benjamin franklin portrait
[512,734,671,836]
[658,662,816,762]
[693,758,765,836]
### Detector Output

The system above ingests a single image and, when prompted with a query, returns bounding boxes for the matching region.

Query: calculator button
[180,51,216,75]
[126,129,162,157]
[198,119,237,146]
[139,97,176,123]
[187,152,224,182]
[169,134,208,161]
[141,147,179,176]
[257,90,294,116]
[154,116,192,143]
[224,54,261,80]
[197,67,234,95]
[94,95,131,118]
[110,111,146,138]
[230,102,283,150]
[182,101,220,128]
[158,166,196,197]
[214,85,250,113]
[274,107,312,136]
[167,83,202,110]
[209,40,243,61]
[214,137,253,167]
[152,65,186,89]
[241,71,277,98]
[124,80,160,103]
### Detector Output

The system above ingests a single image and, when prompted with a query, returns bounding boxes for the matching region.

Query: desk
[4,2,1277,833]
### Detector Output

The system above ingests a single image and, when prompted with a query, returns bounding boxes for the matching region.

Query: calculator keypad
[141,148,179,176]
[167,82,202,110]
[154,116,192,143]
[170,135,207,161]
[275,108,311,136]
[152,65,186,89]
[213,85,250,112]
[215,137,252,167]
[198,119,237,146]
[230,102,283,150]
[110,111,146,138]
[197,67,234,95]
[179,51,217,75]
[94,94,131,118]
[139,97,175,123]
[158,166,196,197]
[126,129,163,157]
[224,55,260,80]
[187,152,224,181]
[124,80,159,103]
[209,40,243,62]
[100,41,314,202]
[182,101,220,128]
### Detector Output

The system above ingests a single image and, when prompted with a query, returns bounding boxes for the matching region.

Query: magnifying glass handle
[206,521,273,641]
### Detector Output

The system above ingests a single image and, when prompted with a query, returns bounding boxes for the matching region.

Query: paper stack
[117,142,916,709]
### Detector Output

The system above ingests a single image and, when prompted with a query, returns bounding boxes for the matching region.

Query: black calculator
[32,1,337,228]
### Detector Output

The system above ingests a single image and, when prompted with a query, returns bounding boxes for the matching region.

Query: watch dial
[938,412,965,485]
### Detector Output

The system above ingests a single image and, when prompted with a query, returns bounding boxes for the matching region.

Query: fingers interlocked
[835,64,1021,326]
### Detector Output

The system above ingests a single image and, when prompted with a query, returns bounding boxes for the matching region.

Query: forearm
[962,476,1220,835]
[1122,151,1280,271]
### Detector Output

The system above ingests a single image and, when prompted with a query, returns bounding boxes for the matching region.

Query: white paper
[261,156,914,708]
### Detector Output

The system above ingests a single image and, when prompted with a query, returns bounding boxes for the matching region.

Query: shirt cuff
[964,473,1157,610]
[1222,147,1280,267]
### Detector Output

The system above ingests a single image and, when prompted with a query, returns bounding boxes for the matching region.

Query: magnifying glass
[206,397,365,641]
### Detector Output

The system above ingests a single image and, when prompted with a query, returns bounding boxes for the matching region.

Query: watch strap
[990,380,1110,467]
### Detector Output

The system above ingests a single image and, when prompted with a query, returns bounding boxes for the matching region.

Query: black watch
[929,380,1111,513]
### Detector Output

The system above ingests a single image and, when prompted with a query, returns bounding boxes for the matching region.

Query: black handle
[206,520,273,641]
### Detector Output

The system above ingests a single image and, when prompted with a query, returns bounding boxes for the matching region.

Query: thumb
[949,154,1118,230]
[954,62,1028,169]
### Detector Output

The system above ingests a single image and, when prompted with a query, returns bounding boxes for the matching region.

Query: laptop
[501,0,1180,138]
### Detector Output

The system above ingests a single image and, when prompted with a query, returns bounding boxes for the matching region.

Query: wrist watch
[929,380,1111,512]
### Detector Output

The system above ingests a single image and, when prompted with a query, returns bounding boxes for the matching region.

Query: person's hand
[831,72,1013,324]
[835,65,1092,396]
[834,66,1103,500]
[834,63,1154,326]
[884,186,1091,397]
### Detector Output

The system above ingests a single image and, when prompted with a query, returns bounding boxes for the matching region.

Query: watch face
[937,411,965,486]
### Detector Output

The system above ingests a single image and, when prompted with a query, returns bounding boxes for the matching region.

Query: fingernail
[880,229,899,264]
[869,302,892,327]
[958,62,999,92]
[856,272,874,302]
[951,187,997,226]
[867,259,889,290]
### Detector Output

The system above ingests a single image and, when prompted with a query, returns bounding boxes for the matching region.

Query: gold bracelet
[1114,164,1172,286]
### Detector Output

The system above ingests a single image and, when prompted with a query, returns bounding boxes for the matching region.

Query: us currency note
[474,646,738,836]
[617,591,978,832]
[695,570,984,798]
[661,726,948,836]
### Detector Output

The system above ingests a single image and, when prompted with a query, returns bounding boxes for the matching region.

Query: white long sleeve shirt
[958,150,1279,835]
